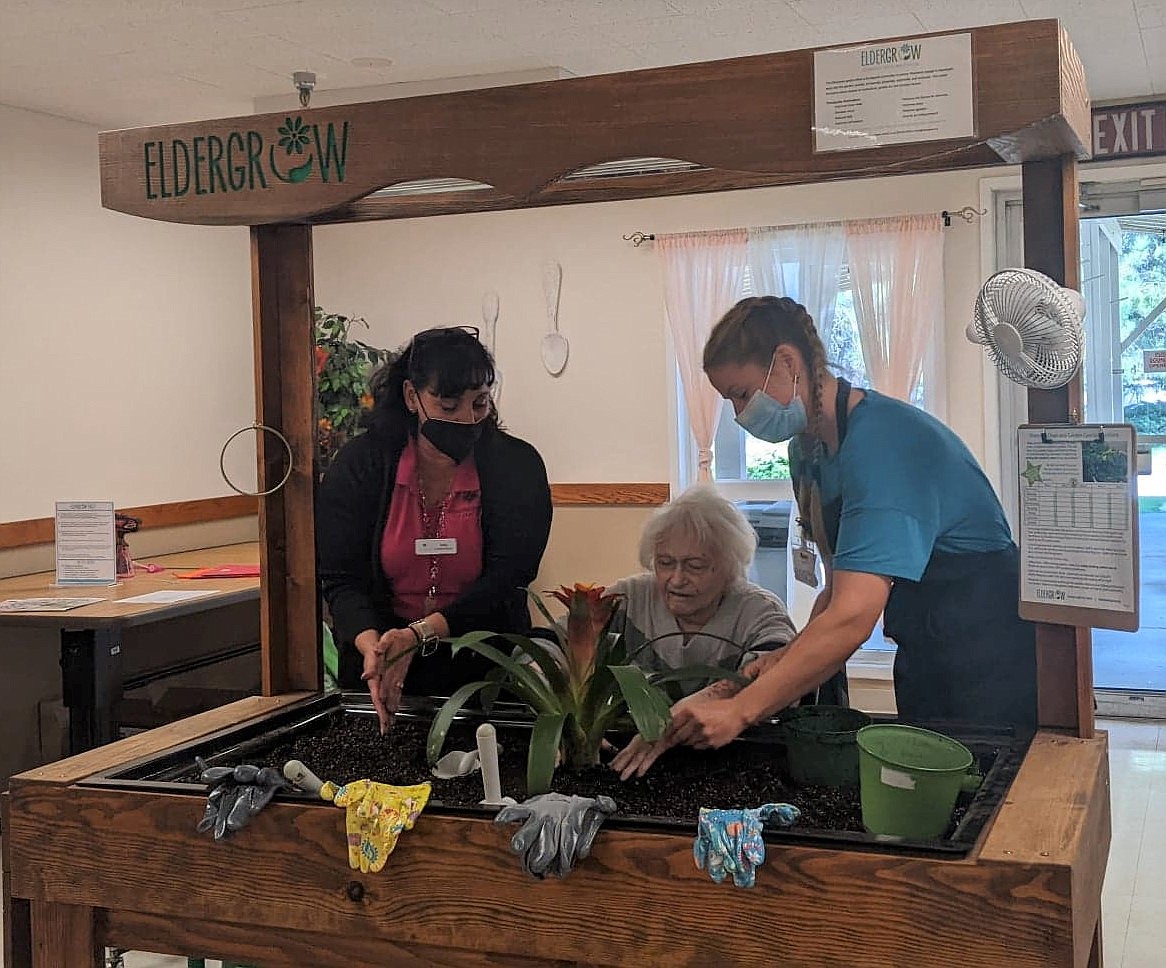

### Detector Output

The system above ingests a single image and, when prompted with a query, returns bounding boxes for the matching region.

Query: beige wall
[0,103,256,525]
[313,167,998,478]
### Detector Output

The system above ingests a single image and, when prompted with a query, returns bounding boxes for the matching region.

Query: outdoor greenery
[1119,229,1166,427]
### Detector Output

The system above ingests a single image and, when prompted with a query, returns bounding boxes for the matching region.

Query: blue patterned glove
[693,802,800,888]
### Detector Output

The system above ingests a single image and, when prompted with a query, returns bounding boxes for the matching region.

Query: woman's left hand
[668,696,750,750]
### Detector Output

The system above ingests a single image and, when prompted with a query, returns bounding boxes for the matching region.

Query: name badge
[793,546,819,588]
[416,538,458,556]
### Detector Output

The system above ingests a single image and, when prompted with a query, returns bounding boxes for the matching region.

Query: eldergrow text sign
[142,116,349,200]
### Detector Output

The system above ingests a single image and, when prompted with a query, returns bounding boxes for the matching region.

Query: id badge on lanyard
[793,531,820,588]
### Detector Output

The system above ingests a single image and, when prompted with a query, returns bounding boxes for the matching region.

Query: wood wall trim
[551,484,670,506]
[0,495,257,551]
[0,485,669,550]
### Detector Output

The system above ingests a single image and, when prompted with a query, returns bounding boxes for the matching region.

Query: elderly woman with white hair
[608,485,796,685]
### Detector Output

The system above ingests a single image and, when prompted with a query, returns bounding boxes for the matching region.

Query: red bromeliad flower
[548,583,621,687]
[315,345,330,377]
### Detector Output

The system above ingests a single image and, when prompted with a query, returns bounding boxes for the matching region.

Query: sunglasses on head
[407,325,482,366]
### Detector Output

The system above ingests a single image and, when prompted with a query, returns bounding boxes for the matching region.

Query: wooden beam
[0,494,256,551]
[30,901,100,968]
[1021,154,1094,738]
[97,21,1089,226]
[251,225,320,694]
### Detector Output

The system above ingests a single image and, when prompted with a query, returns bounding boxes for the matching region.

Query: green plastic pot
[778,705,872,788]
[856,724,982,839]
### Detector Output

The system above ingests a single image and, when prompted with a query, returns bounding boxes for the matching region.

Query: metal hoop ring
[219,423,294,498]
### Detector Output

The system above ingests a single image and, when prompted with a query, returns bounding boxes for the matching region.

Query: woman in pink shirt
[317,327,553,732]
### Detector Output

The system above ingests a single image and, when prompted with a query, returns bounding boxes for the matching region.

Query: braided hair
[702,296,830,424]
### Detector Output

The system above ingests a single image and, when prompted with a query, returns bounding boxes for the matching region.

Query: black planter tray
[78,692,1030,859]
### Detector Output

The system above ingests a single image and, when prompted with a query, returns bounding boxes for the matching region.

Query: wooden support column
[251,224,321,695]
[1021,155,1094,738]
[30,901,101,967]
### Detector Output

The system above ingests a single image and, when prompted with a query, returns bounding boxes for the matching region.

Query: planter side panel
[10,787,1072,968]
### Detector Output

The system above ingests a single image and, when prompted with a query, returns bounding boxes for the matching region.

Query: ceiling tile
[1142,26,1166,92]
[789,0,912,25]
[1135,0,1166,29]
[1019,0,1135,18]
[1068,18,1153,98]
[906,0,1027,31]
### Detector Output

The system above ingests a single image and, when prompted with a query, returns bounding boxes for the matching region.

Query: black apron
[796,381,1038,732]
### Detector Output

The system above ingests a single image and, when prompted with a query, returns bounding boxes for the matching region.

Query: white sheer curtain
[844,214,945,401]
[658,230,748,481]
[746,221,847,342]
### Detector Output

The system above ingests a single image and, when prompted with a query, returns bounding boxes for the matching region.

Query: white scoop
[541,261,568,376]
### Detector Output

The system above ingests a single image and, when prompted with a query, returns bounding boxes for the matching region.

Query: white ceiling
[1,0,1163,130]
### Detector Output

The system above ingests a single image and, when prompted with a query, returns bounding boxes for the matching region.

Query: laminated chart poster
[1017,426,1139,631]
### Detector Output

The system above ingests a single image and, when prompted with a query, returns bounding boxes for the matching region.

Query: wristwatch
[408,618,440,656]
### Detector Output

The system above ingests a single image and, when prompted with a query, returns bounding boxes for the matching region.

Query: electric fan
[966,267,1085,389]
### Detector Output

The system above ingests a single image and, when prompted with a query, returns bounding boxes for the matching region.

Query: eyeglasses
[653,555,713,577]
[408,326,483,369]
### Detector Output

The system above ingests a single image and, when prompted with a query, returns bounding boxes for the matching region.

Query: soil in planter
[183,710,979,837]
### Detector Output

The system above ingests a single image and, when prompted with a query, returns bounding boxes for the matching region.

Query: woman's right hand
[355,629,416,734]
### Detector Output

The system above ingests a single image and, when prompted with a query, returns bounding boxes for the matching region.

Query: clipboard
[1016,423,1139,632]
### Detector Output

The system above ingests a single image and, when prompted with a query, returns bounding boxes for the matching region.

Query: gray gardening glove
[495,793,617,878]
[195,758,287,840]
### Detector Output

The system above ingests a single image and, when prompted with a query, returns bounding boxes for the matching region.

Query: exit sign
[1093,101,1166,160]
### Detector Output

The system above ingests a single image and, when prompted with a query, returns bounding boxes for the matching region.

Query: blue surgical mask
[734,355,807,443]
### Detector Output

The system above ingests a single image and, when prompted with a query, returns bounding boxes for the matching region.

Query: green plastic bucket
[856,724,981,839]
[779,706,872,788]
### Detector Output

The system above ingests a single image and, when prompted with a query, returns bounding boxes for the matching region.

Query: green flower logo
[278,116,311,155]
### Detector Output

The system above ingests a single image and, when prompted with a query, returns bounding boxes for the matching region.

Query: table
[0,543,260,754]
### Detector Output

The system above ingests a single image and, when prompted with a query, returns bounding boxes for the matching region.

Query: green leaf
[526,588,564,646]
[479,665,507,713]
[425,679,494,765]
[527,712,566,795]
[497,632,570,702]
[448,631,562,713]
[627,630,747,664]
[608,665,672,742]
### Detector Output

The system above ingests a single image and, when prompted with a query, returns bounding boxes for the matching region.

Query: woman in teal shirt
[614,296,1037,777]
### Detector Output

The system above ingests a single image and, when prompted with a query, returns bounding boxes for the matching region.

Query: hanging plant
[314,307,392,470]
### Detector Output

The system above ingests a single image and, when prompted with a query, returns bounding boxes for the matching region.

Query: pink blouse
[380,439,484,623]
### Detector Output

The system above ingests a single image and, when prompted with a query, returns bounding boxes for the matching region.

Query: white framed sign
[54,501,117,586]
[813,32,975,153]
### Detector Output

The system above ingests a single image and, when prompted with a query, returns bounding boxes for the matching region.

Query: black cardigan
[316,425,553,662]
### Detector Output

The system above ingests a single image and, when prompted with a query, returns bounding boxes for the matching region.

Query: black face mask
[418,401,485,462]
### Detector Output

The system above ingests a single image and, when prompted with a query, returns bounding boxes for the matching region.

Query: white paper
[54,501,117,585]
[813,33,974,152]
[0,597,105,613]
[1018,427,1137,614]
[118,589,219,605]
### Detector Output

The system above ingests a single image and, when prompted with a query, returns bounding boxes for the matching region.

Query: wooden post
[1021,155,1095,738]
[251,224,321,695]
[30,901,100,967]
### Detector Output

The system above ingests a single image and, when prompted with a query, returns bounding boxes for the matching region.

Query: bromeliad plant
[425,583,747,795]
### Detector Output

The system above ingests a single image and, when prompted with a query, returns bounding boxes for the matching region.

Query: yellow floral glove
[324,779,431,873]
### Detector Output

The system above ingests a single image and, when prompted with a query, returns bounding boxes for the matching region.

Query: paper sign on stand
[1017,425,1139,632]
[54,501,117,586]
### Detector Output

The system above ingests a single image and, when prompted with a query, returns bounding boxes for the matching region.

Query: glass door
[997,182,1166,716]
[1081,211,1166,713]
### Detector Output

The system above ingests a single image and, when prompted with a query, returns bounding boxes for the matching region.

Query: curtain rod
[623,207,988,245]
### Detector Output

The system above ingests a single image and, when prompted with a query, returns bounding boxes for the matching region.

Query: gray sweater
[608,573,797,689]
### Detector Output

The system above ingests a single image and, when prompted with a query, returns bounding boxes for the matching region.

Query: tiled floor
[3,717,1164,967]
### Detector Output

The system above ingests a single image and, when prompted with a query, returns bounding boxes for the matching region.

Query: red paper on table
[177,565,261,579]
